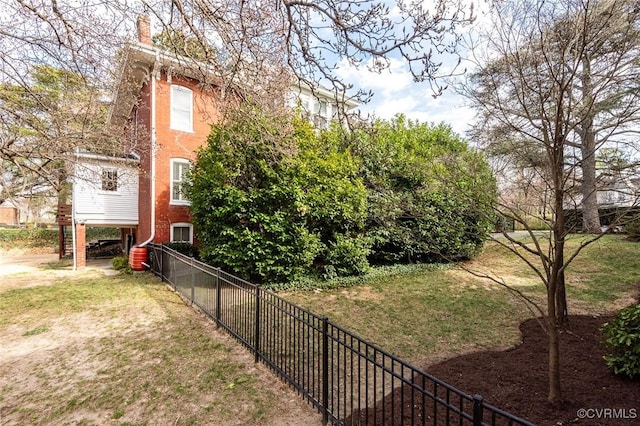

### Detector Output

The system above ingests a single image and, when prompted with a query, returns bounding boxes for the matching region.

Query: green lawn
[2,235,637,423]
[282,235,640,365]
[0,268,319,425]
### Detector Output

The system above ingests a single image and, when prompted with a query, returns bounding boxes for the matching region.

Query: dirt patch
[0,257,322,425]
[349,314,640,425]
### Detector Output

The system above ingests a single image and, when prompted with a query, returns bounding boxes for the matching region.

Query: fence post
[215,268,221,327]
[254,285,261,363]
[160,244,165,282]
[190,256,195,305]
[322,316,329,426]
[473,394,484,426]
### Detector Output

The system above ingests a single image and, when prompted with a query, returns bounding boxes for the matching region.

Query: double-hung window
[171,159,190,205]
[170,85,193,132]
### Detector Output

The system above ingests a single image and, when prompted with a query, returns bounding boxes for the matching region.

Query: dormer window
[170,85,193,132]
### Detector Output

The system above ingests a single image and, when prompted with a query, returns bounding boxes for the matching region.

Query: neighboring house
[0,201,18,226]
[595,168,640,208]
[289,83,359,129]
[565,166,640,210]
[562,165,640,232]
[70,14,357,267]
[1,191,57,226]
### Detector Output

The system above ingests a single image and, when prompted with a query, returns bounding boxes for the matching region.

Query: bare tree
[0,1,134,200]
[137,0,475,108]
[1,0,474,200]
[460,0,640,405]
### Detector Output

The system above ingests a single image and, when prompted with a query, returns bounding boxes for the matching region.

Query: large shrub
[188,110,495,284]
[187,107,367,284]
[324,234,371,277]
[602,304,640,379]
[348,116,497,264]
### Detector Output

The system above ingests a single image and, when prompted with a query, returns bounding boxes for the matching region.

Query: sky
[336,57,476,137]
[332,1,490,139]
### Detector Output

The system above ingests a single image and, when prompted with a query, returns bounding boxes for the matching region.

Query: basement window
[170,223,193,243]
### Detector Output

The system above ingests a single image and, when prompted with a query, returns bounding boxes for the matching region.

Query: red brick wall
[135,81,153,245]
[75,223,86,267]
[0,207,18,226]
[136,72,222,244]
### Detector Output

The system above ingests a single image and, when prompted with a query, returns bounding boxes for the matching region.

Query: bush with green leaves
[188,109,495,284]
[187,107,367,284]
[344,116,497,264]
[111,255,132,274]
[163,242,200,259]
[601,304,640,379]
[324,234,371,277]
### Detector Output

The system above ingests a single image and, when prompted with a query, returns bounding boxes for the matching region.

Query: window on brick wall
[170,158,190,205]
[170,222,193,243]
[101,168,118,192]
[170,85,193,132]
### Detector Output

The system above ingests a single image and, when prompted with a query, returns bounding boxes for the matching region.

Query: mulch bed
[347,314,639,425]
[425,315,639,425]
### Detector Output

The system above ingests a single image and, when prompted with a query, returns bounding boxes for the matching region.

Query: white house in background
[288,83,359,129]
[565,166,640,210]
[596,168,640,208]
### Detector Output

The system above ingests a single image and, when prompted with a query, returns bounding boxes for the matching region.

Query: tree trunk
[547,312,562,405]
[556,273,568,327]
[580,56,601,233]
[548,219,565,405]
[581,135,600,232]
[547,127,566,406]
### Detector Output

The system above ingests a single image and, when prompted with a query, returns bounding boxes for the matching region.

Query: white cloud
[336,57,475,136]
[330,0,495,139]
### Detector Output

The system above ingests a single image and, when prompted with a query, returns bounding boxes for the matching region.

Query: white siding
[73,158,139,226]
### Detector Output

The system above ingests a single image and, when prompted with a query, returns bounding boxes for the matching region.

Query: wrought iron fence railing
[147,243,535,426]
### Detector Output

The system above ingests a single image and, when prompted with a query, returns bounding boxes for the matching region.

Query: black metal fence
[147,244,535,426]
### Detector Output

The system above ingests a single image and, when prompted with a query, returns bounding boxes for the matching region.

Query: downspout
[139,58,158,247]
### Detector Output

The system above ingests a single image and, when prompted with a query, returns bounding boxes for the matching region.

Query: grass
[282,235,640,365]
[0,269,311,425]
[3,235,637,423]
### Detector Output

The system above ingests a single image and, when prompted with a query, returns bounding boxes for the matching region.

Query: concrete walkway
[0,253,116,276]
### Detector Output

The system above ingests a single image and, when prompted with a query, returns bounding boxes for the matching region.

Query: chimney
[136,14,151,45]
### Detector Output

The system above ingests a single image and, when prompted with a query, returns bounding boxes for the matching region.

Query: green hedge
[564,207,640,232]
[0,229,58,246]
[0,227,120,247]
[188,110,496,284]
[188,109,367,284]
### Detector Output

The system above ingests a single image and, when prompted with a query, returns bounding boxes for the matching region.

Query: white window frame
[100,167,119,193]
[170,222,193,244]
[170,85,193,132]
[170,158,191,205]
[318,100,328,118]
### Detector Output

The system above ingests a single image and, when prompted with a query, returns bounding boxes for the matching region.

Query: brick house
[106,15,225,250]
[69,15,356,267]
